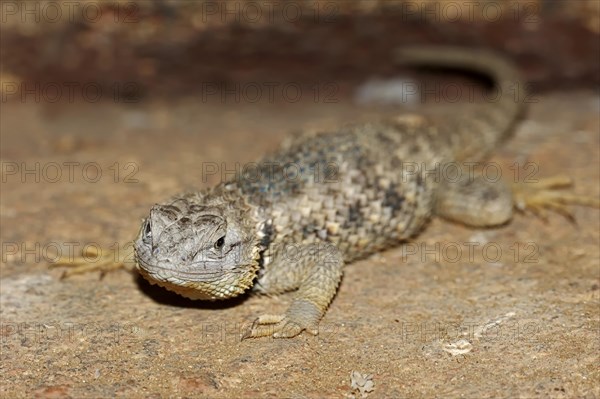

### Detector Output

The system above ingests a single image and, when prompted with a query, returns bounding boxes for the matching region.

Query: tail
[395,46,525,161]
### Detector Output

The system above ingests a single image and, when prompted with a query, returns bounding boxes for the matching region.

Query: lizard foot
[49,245,135,279]
[242,300,322,339]
[512,174,600,222]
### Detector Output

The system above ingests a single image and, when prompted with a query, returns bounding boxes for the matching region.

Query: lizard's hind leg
[434,171,600,226]
[434,173,514,227]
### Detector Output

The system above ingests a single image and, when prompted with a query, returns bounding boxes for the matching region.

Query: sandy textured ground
[1,89,599,398]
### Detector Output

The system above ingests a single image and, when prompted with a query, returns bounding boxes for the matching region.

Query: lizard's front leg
[49,243,136,278]
[243,242,344,339]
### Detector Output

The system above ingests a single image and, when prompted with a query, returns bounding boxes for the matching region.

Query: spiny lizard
[53,47,600,339]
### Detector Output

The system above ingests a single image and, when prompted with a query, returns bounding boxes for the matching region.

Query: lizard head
[133,188,261,300]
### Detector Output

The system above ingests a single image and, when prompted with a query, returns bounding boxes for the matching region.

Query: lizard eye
[143,220,152,243]
[214,236,225,250]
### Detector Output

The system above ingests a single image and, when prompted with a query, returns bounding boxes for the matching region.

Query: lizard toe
[242,301,322,339]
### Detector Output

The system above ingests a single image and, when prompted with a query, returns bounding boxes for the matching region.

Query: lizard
[52,46,600,339]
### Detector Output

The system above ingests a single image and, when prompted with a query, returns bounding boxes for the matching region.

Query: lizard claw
[242,314,318,340]
[241,300,322,340]
[512,174,600,223]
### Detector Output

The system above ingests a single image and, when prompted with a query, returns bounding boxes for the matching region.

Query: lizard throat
[135,258,259,300]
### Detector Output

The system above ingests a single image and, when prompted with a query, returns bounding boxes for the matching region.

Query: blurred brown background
[2,0,599,99]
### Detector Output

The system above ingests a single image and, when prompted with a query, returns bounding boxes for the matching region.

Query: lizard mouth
[134,249,250,280]
[133,245,260,300]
